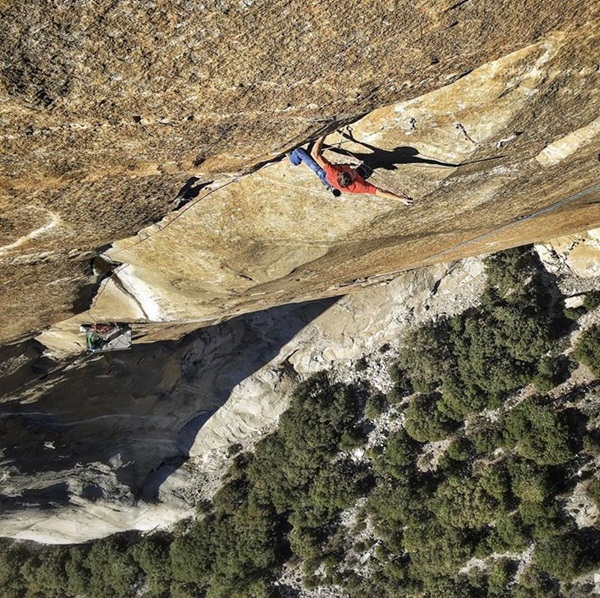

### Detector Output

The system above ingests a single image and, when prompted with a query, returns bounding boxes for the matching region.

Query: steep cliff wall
[36,24,600,356]
[2,0,600,545]
[1,0,599,344]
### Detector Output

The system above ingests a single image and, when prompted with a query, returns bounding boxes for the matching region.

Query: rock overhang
[29,25,600,357]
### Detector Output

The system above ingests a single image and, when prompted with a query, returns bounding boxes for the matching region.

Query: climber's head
[337,171,353,188]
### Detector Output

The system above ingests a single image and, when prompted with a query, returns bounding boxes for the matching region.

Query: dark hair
[337,171,353,188]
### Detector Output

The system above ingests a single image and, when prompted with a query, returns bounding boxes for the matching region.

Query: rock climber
[287,147,341,197]
[310,135,414,205]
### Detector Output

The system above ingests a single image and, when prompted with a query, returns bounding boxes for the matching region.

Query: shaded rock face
[1,0,600,343]
[0,298,336,543]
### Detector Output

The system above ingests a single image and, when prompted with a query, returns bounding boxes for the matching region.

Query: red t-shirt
[322,162,378,195]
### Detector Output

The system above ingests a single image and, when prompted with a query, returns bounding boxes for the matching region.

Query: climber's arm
[375,188,414,205]
[311,136,329,169]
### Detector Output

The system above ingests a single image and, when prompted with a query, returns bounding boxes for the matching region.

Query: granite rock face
[2,0,600,545]
[536,228,600,279]
[1,0,600,344]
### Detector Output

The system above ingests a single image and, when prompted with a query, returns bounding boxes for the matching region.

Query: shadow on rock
[327,131,459,172]
[326,130,503,175]
[0,297,338,509]
[0,482,71,512]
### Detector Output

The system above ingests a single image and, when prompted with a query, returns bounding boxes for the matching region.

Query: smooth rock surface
[536,228,600,278]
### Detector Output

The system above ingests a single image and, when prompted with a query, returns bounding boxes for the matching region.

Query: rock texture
[36,22,600,355]
[536,228,600,279]
[1,0,600,344]
[3,0,600,545]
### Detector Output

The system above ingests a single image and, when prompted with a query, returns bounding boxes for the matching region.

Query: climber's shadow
[327,131,502,175]
[176,177,211,200]
[172,177,214,210]
[327,132,458,174]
